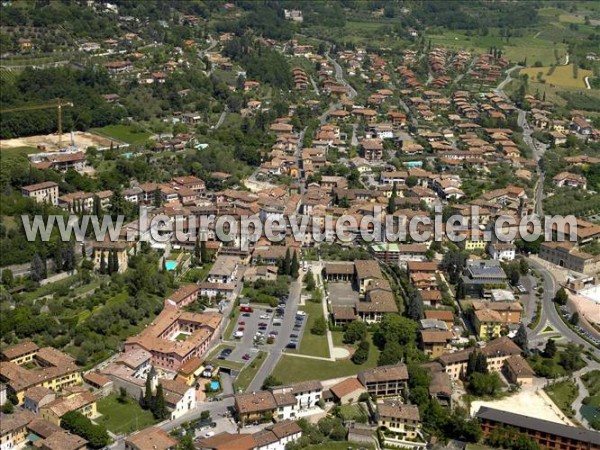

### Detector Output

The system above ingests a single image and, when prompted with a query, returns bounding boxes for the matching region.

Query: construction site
[0,131,116,152]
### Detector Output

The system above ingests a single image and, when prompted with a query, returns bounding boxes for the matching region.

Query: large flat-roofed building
[461,259,507,297]
[358,364,408,397]
[124,307,222,371]
[476,407,600,450]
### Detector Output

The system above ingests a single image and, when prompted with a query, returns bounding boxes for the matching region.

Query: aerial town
[0,2,599,450]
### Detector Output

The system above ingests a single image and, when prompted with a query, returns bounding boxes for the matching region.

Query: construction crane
[0,98,74,147]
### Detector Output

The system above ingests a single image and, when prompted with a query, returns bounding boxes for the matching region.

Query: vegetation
[96,394,157,434]
[61,411,110,449]
[545,380,578,419]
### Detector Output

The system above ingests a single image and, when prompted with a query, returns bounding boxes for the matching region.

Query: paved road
[327,53,357,99]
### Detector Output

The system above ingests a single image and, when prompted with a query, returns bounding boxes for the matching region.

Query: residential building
[438,336,521,380]
[23,386,56,414]
[123,307,222,371]
[358,364,409,397]
[461,259,508,297]
[0,410,34,450]
[0,346,82,404]
[1,341,39,365]
[207,255,239,283]
[477,407,600,450]
[539,241,600,275]
[553,172,587,190]
[354,260,384,295]
[234,390,295,425]
[158,378,196,420]
[91,240,132,273]
[419,330,454,358]
[271,380,323,411]
[164,284,200,309]
[329,378,367,405]
[40,390,97,425]
[503,355,534,386]
[376,400,422,444]
[125,426,178,450]
[488,242,516,261]
[21,181,59,206]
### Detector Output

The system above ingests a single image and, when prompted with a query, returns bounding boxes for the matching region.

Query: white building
[488,243,516,261]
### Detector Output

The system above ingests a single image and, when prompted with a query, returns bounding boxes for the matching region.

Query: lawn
[288,301,330,359]
[223,307,240,340]
[545,380,578,418]
[90,124,152,145]
[336,404,369,423]
[0,146,37,157]
[272,334,379,384]
[96,394,157,434]
[233,351,267,393]
[520,64,593,89]
[582,370,600,406]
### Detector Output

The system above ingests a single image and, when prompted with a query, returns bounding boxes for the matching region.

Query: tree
[1,269,14,287]
[352,340,370,365]
[518,258,529,275]
[304,270,316,291]
[93,195,102,219]
[377,340,403,366]
[107,251,114,275]
[61,411,110,449]
[343,321,367,344]
[200,239,209,264]
[311,317,327,336]
[513,323,529,354]
[466,352,488,377]
[30,253,45,282]
[553,287,568,306]
[99,252,106,275]
[152,384,168,420]
[406,176,418,188]
[407,287,424,321]
[153,189,163,208]
[144,369,154,409]
[1,402,14,414]
[570,312,579,326]
[283,249,291,275]
[373,314,417,348]
[178,434,195,450]
[262,375,283,389]
[290,251,300,278]
[543,339,557,358]
[468,372,503,396]
[455,277,466,300]
[118,387,128,403]
[387,182,397,214]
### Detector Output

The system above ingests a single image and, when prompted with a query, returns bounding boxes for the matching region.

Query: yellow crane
[0,99,74,146]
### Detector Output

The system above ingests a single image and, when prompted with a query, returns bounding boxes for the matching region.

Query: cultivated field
[520,64,593,89]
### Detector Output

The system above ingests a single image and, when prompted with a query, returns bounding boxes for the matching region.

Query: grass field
[582,370,600,406]
[287,301,330,359]
[0,146,37,157]
[233,351,267,393]
[272,333,379,384]
[305,443,374,450]
[96,394,157,434]
[90,124,152,145]
[520,64,593,89]
[545,380,578,418]
[337,404,369,423]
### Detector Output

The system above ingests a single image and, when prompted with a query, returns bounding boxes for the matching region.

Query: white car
[260,314,270,319]
[234,331,244,338]
[204,431,215,438]
[296,311,307,316]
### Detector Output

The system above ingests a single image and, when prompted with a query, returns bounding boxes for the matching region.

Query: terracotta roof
[377,400,420,421]
[359,363,408,384]
[1,340,39,359]
[125,426,178,450]
[330,377,365,399]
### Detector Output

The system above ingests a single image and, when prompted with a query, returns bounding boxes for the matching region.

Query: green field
[545,381,578,418]
[287,301,330,358]
[520,64,592,89]
[305,443,374,450]
[233,351,267,393]
[272,334,379,384]
[0,146,37,158]
[96,394,157,434]
[90,124,152,145]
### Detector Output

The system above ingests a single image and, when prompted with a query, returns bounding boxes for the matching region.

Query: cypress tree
[387,182,397,214]
[194,235,201,260]
[144,371,153,409]
[290,250,300,278]
[283,249,291,275]
[200,239,208,264]
[100,252,107,275]
[153,384,168,420]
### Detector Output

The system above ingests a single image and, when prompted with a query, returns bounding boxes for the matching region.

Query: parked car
[240,306,254,313]
[242,353,251,360]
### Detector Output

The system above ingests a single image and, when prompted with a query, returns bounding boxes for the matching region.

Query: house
[477,407,600,450]
[572,117,593,135]
[271,380,323,411]
[360,138,384,161]
[125,426,178,450]
[539,241,600,275]
[354,260,384,295]
[234,390,295,425]
[92,240,132,273]
[424,310,454,329]
[488,242,516,261]
[438,336,521,380]
[207,255,239,283]
[552,172,587,190]
[243,266,278,282]
[181,112,202,125]
[40,390,97,425]
[376,400,422,444]
[358,364,408,398]
[21,181,59,206]
[158,378,196,420]
[503,355,534,387]
[0,410,35,450]
[419,330,454,358]
[329,378,367,405]
[472,308,503,340]
[164,284,200,309]
[23,386,56,414]
[196,421,302,450]
[1,341,39,365]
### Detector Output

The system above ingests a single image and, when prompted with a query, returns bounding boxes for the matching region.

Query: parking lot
[328,282,359,307]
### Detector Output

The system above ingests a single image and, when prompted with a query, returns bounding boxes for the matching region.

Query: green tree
[468,372,503,396]
[262,375,283,389]
[144,369,154,409]
[543,339,557,358]
[1,268,14,287]
[569,312,579,326]
[311,317,327,336]
[378,340,403,366]
[290,251,300,278]
[387,182,397,214]
[200,239,208,264]
[152,384,168,420]
[513,323,529,354]
[352,340,370,365]
[153,189,163,208]
[282,249,291,275]
[343,321,367,344]
[304,270,316,291]
[553,287,568,306]
[455,277,466,300]
[30,253,45,282]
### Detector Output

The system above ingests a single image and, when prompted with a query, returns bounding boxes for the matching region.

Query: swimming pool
[165,260,178,271]
[210,380,220,390]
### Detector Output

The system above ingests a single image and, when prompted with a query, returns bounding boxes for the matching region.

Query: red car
[258,322,268,327]
[238,321,245,325]
[242,354,251,360]
[240,306,254,313]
